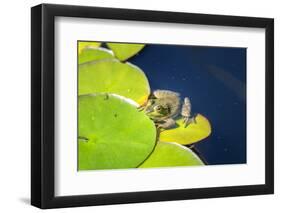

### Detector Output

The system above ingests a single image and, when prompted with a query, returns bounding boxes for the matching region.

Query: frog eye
[155,105,162,111]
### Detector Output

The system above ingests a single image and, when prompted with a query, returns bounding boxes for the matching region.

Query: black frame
[31,3,274,209]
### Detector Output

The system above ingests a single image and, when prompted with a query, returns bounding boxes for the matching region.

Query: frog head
[144,98,171,120]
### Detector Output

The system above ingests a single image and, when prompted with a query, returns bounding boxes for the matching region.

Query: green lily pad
[78,41,101,54]
[159,114,211,145]
[139,142,204,168]
[79,59,150,105]
[79,47,114,64]
[79,94,157,170]
[107,43,145,61]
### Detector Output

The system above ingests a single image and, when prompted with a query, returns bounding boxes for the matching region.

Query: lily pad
[78,41,101,54]
[79,94,157,170]
[159,114,211,145]
[79,59,150,105]
[139,142,204,168]
[79,47,114,64]
[107,43,145,61]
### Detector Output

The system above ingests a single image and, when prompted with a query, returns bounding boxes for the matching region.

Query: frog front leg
[137,105,145,111]
[157,118,176,129]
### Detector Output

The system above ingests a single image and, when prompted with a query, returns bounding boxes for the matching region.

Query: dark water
[130,44,246,165]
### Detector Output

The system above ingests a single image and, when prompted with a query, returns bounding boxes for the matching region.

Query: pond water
[130,44,246,165]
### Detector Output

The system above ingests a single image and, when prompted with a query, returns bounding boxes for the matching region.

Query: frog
[138,90,197,129]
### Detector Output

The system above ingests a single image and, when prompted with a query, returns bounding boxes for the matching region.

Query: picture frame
[31,3,274,209]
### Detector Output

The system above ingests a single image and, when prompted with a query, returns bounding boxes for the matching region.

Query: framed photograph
[31,3,274,209]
